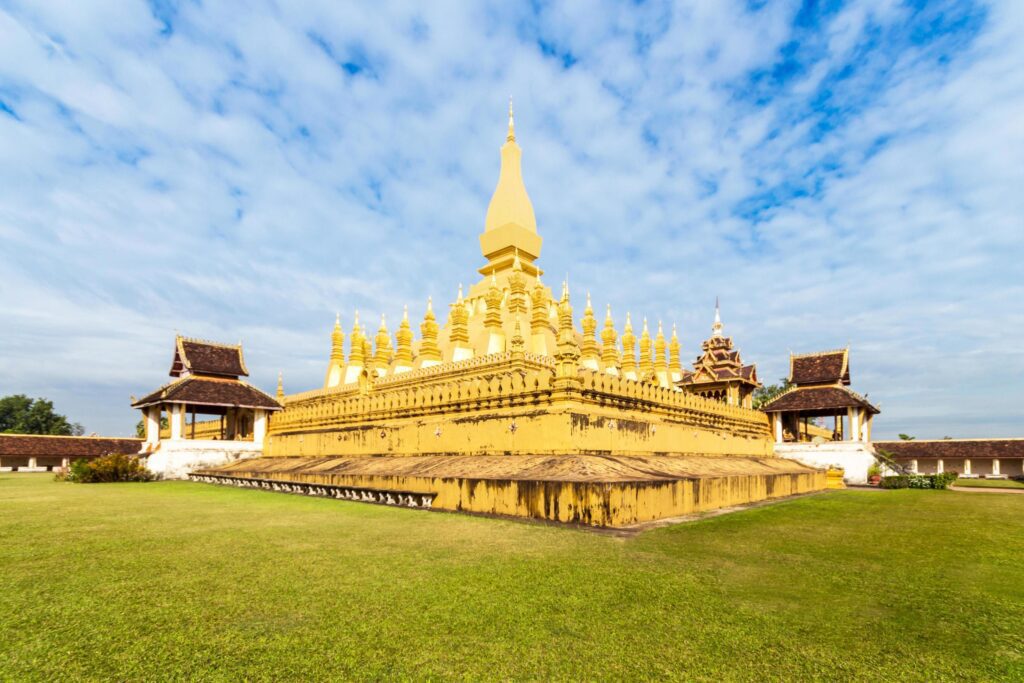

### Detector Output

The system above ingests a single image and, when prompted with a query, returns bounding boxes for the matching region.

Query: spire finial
[457,283,464,302]
[277,371,284,400]
[402,304,408,322]
[334,312,340,327]
[712,297,723,337]
[507,96,515,142]
[427,296,433,314]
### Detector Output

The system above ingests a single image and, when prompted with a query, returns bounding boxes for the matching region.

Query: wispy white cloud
[0,0,1021,438]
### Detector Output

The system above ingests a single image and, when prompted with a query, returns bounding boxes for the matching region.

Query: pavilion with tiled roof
[676,302,760,408]
[131,336,281,476]
[761,348,878,444]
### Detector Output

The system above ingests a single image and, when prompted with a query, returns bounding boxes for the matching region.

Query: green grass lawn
[2,475,1022,681]
[953,477,1024,490]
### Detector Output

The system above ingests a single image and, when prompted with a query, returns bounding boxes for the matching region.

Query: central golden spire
[479,99,542,279]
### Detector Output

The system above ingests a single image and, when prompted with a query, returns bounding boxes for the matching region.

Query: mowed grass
[953,477,1024,490]
[1,476,1022,681]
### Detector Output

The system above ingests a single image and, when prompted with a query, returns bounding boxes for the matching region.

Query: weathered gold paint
[201,454,825,527]
[267,354,773,460]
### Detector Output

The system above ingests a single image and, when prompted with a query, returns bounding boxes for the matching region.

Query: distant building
[876,439,1024,479]
[0,434,143,472]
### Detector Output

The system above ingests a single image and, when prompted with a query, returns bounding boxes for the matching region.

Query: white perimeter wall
[141,440,262,480]
[774,442,882,485]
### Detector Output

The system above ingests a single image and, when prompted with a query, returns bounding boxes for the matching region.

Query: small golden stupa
[197,103,823,527]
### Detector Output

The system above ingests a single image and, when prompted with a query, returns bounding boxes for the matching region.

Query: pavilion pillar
[847,408,860,442]
[253,409,267,445]
[28,457,38,469]
[964,458,971,475]
[993,459,1000,476]
[937,459,944,474]
[145,406,161,445]
[773,414,783,443]
[170,404,184,440]
[62,457,69,469]
[910,459,918,473]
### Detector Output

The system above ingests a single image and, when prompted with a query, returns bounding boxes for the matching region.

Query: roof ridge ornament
[712,297,723,338]
[507,95,515,142]
[790,348,849,359]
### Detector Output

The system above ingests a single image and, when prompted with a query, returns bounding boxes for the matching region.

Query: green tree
[0,394,84,435]
[753,378,792,410]
[898,433,916,441]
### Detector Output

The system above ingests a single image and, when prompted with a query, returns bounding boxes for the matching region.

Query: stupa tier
[197,104,824,526]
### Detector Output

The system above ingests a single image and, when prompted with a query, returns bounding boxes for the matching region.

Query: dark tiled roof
[790,350,849,386]
[875,439,1024,460]
[133,377,281,410]
[677,364,757,386]
[0,434,143,457]
[761,386,878,414]
[173,338,248,378]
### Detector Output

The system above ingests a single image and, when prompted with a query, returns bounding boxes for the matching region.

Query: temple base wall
[195,455,825,527]
[266,402,773,459]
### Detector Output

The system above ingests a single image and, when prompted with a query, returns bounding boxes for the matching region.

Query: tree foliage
[0,394,83,435]
[898,433,916,441]
[753,378,792,410]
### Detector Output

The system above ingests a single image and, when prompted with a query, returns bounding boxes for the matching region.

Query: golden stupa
[196,104,823,527]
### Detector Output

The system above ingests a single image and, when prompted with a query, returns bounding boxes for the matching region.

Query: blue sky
[1,0,1022,438]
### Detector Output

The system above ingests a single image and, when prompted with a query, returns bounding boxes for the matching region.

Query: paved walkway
[950,485,1024,495]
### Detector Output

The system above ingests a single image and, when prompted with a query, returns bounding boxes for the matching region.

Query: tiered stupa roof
[133,337,281,411]
[762,348,877,416]
[677,302,759,389]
